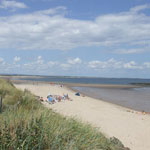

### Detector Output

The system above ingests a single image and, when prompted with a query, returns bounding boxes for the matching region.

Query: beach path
[15,82,150,150]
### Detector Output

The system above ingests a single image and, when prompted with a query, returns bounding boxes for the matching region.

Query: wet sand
[14,81,150,150]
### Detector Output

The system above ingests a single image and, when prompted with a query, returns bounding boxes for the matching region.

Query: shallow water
[72,87,150,112]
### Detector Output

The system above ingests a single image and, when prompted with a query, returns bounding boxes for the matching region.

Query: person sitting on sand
[63,93,72,101]
[64,94,69,99]
[40,97,44,102]
[57,96,62,102]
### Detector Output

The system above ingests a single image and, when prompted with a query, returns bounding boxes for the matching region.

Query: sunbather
[40,97,44,102]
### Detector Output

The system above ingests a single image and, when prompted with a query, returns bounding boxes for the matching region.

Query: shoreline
[14,80,150,150]
[12,79,146,112]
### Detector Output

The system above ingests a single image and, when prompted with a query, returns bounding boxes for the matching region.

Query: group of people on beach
[40,93,72,104]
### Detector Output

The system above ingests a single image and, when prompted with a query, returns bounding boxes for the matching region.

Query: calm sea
[20,76,150,112]
[19,76,150,85]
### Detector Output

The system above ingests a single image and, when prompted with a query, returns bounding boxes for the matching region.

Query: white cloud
[0,57,4,63]
[0,57,21,73]
[59,57,82,70]
[0,57,6,66]
[47,61,58,67]
[60,63,71,70]
[0,4,150,51]
[143,62,150,68]
[114,48,148,54]
[37,56,44,64]
[130,4,150,13]
[123,61,142,69]
[0,0,27,11]
[0,56,150,75]
[23,56,58,73]
[37,56,42,60]
[14,56,21,62]
[67,57,82,65]
[36,6,66,15]
[23,56,44,71]
[88,59,143,70]
[88,58,122,69]
[88,61,107,69]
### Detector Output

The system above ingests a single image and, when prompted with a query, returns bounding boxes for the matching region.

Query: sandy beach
[14,81,150,150]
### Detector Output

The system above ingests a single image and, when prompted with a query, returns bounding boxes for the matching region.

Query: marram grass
[0,79,129,150]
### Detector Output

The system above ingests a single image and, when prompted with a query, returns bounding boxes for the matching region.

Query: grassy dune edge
[0,79,129,150]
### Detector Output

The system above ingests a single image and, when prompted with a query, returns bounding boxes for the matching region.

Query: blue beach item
[48,97,52,102]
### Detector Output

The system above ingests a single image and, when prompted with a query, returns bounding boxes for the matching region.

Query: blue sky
[0,0,150,78]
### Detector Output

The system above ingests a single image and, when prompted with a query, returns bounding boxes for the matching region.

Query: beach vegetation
[0,79,129,150]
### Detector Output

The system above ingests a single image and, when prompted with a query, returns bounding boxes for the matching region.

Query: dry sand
[14,82,150,150]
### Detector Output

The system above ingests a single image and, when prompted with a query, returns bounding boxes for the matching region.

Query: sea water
[72,86,150,112]
[19,76,150,85]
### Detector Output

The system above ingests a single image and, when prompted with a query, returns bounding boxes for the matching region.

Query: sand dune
[15,82,150,150]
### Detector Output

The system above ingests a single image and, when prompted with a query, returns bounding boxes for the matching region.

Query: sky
[0,0,150,78]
